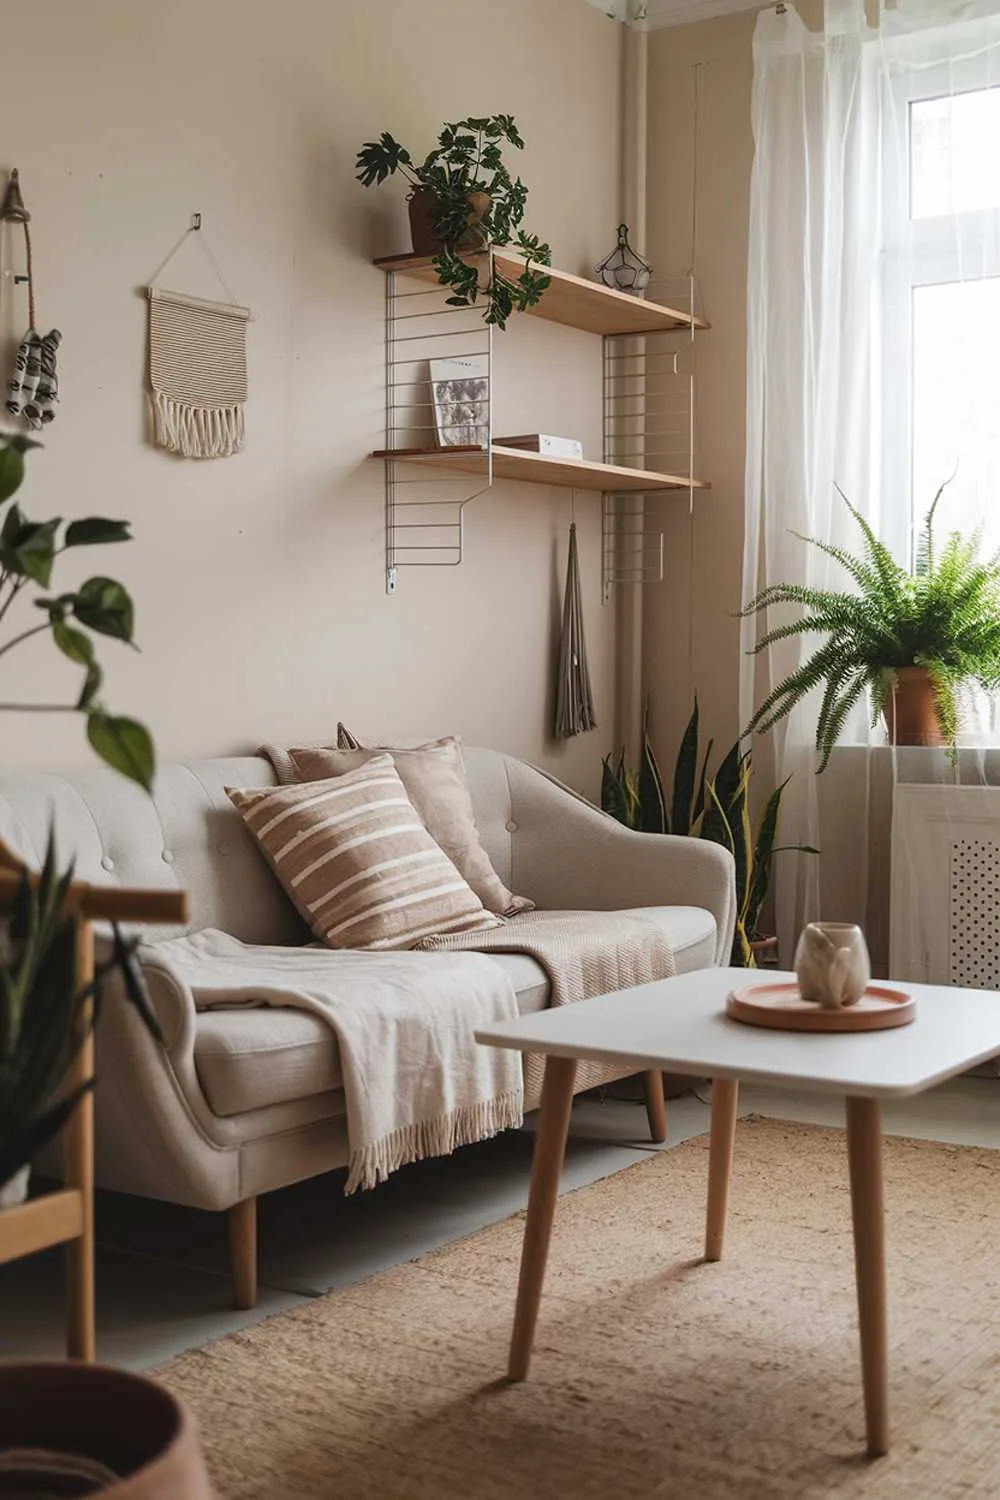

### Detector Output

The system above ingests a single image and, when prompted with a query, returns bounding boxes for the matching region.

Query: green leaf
[637,717,667,834]
[0,510,61,587]
[65,518,132,547]
[0,443,25,504]
[72,577,135,642]
[600,756,629,825]
[76,659,102,710]
[52,620,94,666]
[670,700,700,836]
[86,712,155,790]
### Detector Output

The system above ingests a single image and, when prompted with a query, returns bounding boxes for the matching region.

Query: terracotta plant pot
[883,665,946,747]
[407,187,491,256]
[750,935,780,969]
[0,1364,213,1498]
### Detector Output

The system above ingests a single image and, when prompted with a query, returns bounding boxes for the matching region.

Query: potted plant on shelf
[740,483,1000,768]
[356,114,551,329]
[0,434,211,1497]
[601,702,816,966]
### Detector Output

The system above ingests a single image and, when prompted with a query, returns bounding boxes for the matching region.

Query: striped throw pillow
[227,756,502,951]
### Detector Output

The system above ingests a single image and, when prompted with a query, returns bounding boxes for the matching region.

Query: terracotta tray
[726,981,916,1033]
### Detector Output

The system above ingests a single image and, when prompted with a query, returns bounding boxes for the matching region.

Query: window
[883,77,1000,564]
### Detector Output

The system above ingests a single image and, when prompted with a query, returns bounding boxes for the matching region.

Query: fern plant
[740,484,1000,770]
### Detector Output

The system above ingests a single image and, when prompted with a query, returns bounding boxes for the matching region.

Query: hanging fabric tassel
[555,520,597,738]
[6,331,40,419]
[2,169,62,431]
[22,330,61,427]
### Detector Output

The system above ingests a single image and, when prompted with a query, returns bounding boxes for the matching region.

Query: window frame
[880,60,1000,570]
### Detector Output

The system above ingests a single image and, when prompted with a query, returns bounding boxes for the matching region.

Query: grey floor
[2,1077,998,1370]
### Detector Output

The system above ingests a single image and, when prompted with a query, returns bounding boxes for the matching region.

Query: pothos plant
[356,114,551,329]
[0,434,158,1190]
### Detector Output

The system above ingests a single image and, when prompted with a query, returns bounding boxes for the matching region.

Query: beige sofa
[0,747,735,1308]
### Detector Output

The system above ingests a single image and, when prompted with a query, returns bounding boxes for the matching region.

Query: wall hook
[191,212,202,231]
[1,168,30,224]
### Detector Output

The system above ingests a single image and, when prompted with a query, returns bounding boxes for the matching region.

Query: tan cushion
[226,755,501,950]
[192,905,717,1117]
[287,738,533,919]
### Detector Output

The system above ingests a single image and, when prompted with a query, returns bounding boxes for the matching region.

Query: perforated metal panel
[891,785,1000,989]
[949,837,1000,988]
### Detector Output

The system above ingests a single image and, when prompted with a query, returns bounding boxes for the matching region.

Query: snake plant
[601,703,816,965]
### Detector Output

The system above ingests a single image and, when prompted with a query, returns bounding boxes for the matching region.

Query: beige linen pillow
[226,755,501,951]
[287,737,533,920]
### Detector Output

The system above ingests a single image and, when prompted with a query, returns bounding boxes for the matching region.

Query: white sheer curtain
[741,0,1000,969]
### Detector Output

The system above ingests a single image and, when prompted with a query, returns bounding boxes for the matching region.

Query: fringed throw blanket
[418,909,676,1099]
[141,930,523,1193]
[147,288,249,458]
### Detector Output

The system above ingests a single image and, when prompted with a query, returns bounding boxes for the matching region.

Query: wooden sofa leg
[229,1197,258,1311]
[643,1070,668,1144]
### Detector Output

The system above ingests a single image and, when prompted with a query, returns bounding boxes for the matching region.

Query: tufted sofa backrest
[0,747,526,942]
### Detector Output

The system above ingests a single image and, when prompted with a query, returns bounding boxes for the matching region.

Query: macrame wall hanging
[145,216,251,459]
[2,169,62,430]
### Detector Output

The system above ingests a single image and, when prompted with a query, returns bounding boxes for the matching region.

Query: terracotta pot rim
[0,1363,189,1479]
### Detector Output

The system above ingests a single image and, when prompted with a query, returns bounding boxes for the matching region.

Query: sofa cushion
[285,740,533,918]
[226,757,501,951]
[193,905,717,1117]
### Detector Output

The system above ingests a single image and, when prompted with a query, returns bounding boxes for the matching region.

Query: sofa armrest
[507,761,737,966]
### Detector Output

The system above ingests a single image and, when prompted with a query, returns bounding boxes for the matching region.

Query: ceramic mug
[794,922,871,1009]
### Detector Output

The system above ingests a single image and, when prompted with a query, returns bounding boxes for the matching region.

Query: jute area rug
[158,1118,1000,1499]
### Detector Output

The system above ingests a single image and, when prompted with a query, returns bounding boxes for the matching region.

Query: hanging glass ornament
[594,224,652,295]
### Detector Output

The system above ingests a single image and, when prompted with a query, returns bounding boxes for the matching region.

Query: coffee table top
[475,968,1000,1099]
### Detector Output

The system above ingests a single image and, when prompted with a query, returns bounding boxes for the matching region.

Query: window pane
[911,88,1000,219]
[912,278,1000,556]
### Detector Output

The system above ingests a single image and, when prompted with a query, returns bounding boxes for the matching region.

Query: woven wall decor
[145,220,250,459]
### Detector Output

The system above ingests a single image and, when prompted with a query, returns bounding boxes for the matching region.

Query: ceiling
[584,0,767,26]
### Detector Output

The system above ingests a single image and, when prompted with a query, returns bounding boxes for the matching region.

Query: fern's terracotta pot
[0,1364,213,1497]
[883,666,946,747]
[407,187,491,255]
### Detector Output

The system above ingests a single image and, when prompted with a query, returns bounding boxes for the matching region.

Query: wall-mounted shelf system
[370,442,707,493]
[373,250,708,595]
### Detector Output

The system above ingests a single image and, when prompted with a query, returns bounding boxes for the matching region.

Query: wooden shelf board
[0,1188,84,1264]
[372,444,708,494]
[374,251,709,337]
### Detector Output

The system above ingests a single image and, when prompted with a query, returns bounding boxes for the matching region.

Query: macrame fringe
[345,1088,524,1195]
[152,390,246,459]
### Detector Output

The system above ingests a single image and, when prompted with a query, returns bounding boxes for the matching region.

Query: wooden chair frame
[0,859,187,1361]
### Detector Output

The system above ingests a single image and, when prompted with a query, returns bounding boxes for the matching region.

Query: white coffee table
[476,966,1000,1458]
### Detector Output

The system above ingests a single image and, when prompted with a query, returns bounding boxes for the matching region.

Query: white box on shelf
[495,433,584,460]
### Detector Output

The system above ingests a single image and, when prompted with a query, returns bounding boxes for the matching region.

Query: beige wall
[642,8,760,771]
[0,0,621,796]
[641,1,824,773]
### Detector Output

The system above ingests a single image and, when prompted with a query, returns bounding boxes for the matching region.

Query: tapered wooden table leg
[507,1055,577,1383]
[66,919,96,1362]
[643,1069,667,1144]
[704,1077,739,1262]
[846,1095,889,1458]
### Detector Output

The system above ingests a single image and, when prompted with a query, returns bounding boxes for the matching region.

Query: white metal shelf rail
[383,267,494,594]
[601,271,698,603]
